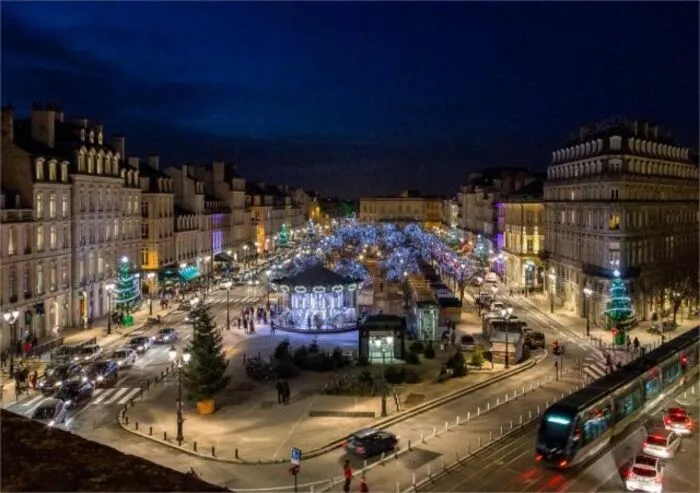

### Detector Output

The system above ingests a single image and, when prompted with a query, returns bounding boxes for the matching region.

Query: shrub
[447,351,467,377]
[301,351,336,372]
[384,365,405,384]
[409,340,425,354]
[274,339,292,361]
[332,347,351,368]
[424,341,436,359]
[293,346,309,367]
[470,345,485,369]
[404,368,420,383]
[358,371,374,385]
[273,358,300,379]
[357,355,370,367]
[308,338,320,354]
[404,350,421,365]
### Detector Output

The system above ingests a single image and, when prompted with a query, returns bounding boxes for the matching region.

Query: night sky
[2,1,697,198]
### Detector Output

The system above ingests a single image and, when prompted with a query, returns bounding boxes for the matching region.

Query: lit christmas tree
[278,223,289,247]
[114,256,141,322]
[604,271,635,345]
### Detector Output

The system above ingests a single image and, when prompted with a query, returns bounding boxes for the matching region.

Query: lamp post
[146,273,156,315]
[168,345,191,445]
[243,245,249,269]
[373,336,393,417]
[548,271,556,313]
[265,270,271,305]
[105,282,115,335]
[3,310,20,378]
[222,280,232,331]
[204,256,212,294]
[583,287,593,337]
[500,306,513,369]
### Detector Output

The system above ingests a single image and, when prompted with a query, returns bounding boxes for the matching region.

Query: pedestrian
[359,474,369,493]
[31,334,38,348]
[270,320,276,335]
[15,340,22,358]
[29,369,38,390]
[633,336,640,353]
[275,380,284,404]
[243,318,248,334]
[626,334,631,353]
[283,380,291,404]
[616,360,622,370]
[343,460,352,492]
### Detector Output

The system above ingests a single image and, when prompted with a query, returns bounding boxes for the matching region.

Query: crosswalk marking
[90,388,110,405]
[11,387,143,410]
[103,387,130,405]
[24,394,45,407]
[117,388,141,405]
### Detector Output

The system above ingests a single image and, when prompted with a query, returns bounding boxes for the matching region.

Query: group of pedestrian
[342,461,369,492]
[275,379,291,404]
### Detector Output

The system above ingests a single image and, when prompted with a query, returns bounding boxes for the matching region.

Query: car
[55,379,95,407]
[111,348,137,368]
[485,272,499,283]
[642,428,682,459]
[344,428,398,458]
[154,327,178,344]
[74,344,103,364]
[37,362,85,395]
[525,330,546,350]
[31,398,70,427]
[490,301,506,312]
[625,455,664,493]
[663,407,694,436]
[128,336,152,354]
[86,360,119,387]
[460,334,477,352]
[50,345,82,364]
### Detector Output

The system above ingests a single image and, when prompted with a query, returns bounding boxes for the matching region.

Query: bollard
[546,400,549,407]
[478,436,482,448]
[537,405,540,415]
[235,448,239,459]
[561,392,565,399]
[149,426,153,436]
[193,441,198,452]
[467,442,471,455]
[394,446,398,459]
[211,446,216,457]
[522,386,525,396]
[445,421,449,431]
[164,431,167,440]
[135,422,139,431]
[530,382,533,391]
[489,430,493,442]
[537,378,541,387]
[477,406,480,416]
[467,411,471,421]
[396,482,400,493]
[487,402,490,411]
[427,463,432,477]
[500,425,503,436]
[412,473,416,486]
[510,420,513,430]
[421,431,425,443]
[408,439,412,451]
[381,451,385,462]
[433,426,437,437]
[456,415,461,426]
[505,392,508,402]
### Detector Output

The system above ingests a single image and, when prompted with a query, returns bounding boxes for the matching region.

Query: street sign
[290,447,302,465]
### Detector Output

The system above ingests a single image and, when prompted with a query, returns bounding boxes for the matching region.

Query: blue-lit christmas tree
[604,271,635,345]
[278,223,289,247]
[114,257,141,322]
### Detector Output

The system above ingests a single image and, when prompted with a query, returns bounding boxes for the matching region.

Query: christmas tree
[278,223,289,247]
[604,272,635,344]
[183,306,230,404]
[114,256,141,315]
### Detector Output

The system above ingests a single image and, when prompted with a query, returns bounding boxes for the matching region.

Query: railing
[1,210,34,222]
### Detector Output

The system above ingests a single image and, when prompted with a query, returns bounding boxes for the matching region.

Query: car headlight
[82,376,88,382]
[97,376,104,382]
[65,400,72,406]
[48,420,56,427]
[138,345,144,350]
[55,381,63,387]
[117,361,124,367]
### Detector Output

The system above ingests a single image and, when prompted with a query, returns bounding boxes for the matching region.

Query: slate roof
[275,264,360,287]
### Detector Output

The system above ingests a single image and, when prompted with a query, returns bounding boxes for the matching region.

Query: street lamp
[500,306,513,369]
[548,271,556,313]
[168,345,191,445]
[146,273,156,315]
[265,270,271,305]
[373,336,393,417]
[243,245,249,268]
[3,310,20,377]
[105,282,115,335]
[222,280,233,330]
[583,287,593,337]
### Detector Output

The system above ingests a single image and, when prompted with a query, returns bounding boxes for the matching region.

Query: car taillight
[535,454,543,461]
[664,417,671,425]
[559,460,568,468]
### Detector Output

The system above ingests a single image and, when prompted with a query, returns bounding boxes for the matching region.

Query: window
[36,225,44,251]
[36,193,43,219]
[611,189,619,200]
[50,263,57,291]
[22,265,29,293]
[7,226,16,256]
[141,247,149,266]
[8,268,17,298]
[49,193,56,218]
[61,163,69,182]
[97,255,104,276]
[526,238,534,253]
[88,251,95,279]
[62,225,68,249]
[608,241,620,265]
[96,155,103,174]
[36,160,44,180]
[114,219,119,238]
[78,258,84,282]
[141,201,149,217]
[662,361,681,385]
[644,371,661,399]
[608,214,620,231]
[61,262,68,288]
[105,223,111,241]
[87,155,94,174]
[61,195,69,217]
[578,404,612,445]
[49,225,57,249]
[614,384,643,421]
[36,264,44,294]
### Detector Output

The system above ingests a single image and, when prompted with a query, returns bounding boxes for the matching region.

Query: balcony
[1,210,33,222]
[9,294,18,303]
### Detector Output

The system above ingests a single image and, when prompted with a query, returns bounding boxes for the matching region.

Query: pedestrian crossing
[14,387,142,413]
[582,347,635,381]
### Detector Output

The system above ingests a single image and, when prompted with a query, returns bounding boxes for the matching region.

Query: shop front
[358,314,406,363]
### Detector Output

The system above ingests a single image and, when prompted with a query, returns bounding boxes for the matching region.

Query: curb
[117,355,541,465]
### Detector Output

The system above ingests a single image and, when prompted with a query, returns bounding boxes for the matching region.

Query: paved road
[417,381,699,492]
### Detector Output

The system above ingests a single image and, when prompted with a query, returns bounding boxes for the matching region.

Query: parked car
[128,336,152,354]
[74,344,103,364]
[344,428,398,458]
[50,345,82,364]
[459,334,477,352]
[624,455,664,493]
[111,348,137,368]
[663,407,694,436]
[38,362,85,395]
[31,398,70,427]
[524,330,546,350]
[86,360,119,387]
[642,428,682,459]
[56,379,95,407]
[154,327,178,344]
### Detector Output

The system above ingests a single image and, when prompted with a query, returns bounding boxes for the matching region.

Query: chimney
[148,155,159,171]
[31,106,56,148]
[1,106,14,143]
[653,126,659,139]
[48,104,64,123]
[111,135,126,158]
[128,156,140,169]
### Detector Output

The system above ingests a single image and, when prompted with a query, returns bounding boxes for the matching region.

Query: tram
[535,327,699,469]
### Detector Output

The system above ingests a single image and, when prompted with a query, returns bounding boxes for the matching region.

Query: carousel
[271,264,361,333]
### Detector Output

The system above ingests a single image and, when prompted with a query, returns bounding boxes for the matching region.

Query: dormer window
[61,163,69,182]
[610,136,622,151]
[36,159,44,181]
[80,128,86,141]
[49,161,57,181]
[89,130,95,143]
[98,132,103,145]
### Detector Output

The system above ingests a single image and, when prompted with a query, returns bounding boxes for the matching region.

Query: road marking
[117,388,141,405]
[103,387,130,405]
[90,388,110,405]
[24,394,45,407]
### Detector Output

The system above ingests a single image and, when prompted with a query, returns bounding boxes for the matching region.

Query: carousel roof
[275,264,360,287]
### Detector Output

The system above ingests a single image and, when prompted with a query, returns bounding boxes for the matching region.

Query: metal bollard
[487,402,490,411]
[456,415,460,426]
[467,442,471,455]
[212,446,216,457]
[510,420,513,429]
[420,432,425,443]
[394,446,398,459]
[505,392,508,402]
[489,430,493,442]
[546,400,549,407]
[522,386,525,396]
[412,473,416,486]
[477,406,480,416]
[500,425,503,436]
[427,463,432,477]
[467,411,471,421]
[537,378,541,387]
[149,426,153,436]
[135,421,139,431]
[529,410,532,420]
[408,439,411,451]
[235,448,239,459]
[478,436,482,448]
[381,451,385,462]
[519,415,523,426]
[193,441,197,452]
[537,405,540,415]
[363,459,367,470]
[164,431,167,440]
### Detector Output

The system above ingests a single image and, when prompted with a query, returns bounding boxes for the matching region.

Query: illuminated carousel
[271,264,362,333]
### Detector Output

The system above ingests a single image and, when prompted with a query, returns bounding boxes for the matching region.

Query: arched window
[49,161,57,181]
[36,159,44,180]
[113,159,120,176]
[96,153,103,174]
[87,153,94,174]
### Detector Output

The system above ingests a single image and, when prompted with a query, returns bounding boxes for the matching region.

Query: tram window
[663,361,681,385]
[615,386,643,421]
[579,405,612,445]
[645,375,661,399]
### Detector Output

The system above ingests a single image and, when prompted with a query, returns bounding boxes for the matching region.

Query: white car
[111,348,137,368]
[74,344,103,364]
[643,428,681,459]
[485,272,499,283]
[31,398,69,427]
[625,455,664,493]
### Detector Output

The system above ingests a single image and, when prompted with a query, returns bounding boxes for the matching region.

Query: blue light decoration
[114,256,141,311]
[546,415,571,425]
[332,259,371,282]
[604,271,636,342]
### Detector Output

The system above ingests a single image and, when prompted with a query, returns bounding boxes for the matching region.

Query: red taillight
[535,453,543,461]
[664,417,671,425]
[559,460,568,468]
[356,446,365,455]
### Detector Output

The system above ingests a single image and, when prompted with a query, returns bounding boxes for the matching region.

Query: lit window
[36,264,44,294]
[608,214,621,231]
[7,226,16,256]
[36,193,44,219]
[61,195,69,217]
[49,193,56,218]
[49,225,57,249]
[36,225,44,251]
[49,161,57,181]
[36,160,44,180]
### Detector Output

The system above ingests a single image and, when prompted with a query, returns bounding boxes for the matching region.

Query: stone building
[359,191,443,227]
[544,118,699,322]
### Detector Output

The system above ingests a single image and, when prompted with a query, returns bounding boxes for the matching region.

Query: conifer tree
[183,306,229,402]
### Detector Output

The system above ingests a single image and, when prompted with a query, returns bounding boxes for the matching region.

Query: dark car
[31,398,70,426]
[38,362,85,395]
[344,428,398,458]
[50,345,82,364]
[154,327,178,344]
[128,336,152,354]
[56,379,95,407]
[86,360,119,387]
[525,331,546,349]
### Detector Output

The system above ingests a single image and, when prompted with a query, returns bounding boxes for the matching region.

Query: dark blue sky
[2,1,697,197]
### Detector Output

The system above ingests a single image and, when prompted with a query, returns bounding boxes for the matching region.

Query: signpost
[289,447,301,492]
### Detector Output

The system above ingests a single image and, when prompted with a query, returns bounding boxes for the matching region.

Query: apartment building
[245,182,298,257]
[359,191,443,227]
[442,198,459,229]
[544,118,699,321]
[499,180,545,290]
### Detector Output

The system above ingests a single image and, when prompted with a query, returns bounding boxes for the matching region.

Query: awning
[179,265,200,282]
[214,252,236,263]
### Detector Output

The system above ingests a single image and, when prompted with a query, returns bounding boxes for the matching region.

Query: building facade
[544,118,699,322]
[359,191,443,227]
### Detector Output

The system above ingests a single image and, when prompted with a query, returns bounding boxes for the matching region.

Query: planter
[196,399,215,415]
